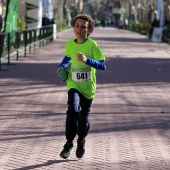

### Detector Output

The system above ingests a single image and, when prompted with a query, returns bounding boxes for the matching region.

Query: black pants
[65,88,93,143]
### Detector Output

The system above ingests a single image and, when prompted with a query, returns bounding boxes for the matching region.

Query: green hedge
[130,21,150,35]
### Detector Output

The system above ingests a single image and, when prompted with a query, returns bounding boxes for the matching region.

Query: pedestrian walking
[57,14,106,159]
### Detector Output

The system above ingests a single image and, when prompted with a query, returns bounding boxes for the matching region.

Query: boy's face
[74,18,91,42]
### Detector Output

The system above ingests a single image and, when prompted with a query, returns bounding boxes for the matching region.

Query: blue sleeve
[58,56,71,68]
[86,58,106,70]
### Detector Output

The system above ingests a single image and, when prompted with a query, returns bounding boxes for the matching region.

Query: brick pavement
[0,27,170,170]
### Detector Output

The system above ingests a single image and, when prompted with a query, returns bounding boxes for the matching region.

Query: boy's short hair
[72,14,95,36]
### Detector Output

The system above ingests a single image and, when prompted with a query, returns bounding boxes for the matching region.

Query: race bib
[72,67,92,82]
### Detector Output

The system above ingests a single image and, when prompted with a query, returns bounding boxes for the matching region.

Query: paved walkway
[0,27,170,170]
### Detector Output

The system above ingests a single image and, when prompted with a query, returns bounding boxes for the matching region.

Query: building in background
[19,0,42,29]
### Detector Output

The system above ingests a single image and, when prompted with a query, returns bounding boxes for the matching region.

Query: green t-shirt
[65,38,105,99]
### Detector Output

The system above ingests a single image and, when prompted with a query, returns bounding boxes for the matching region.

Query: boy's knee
[78,111,89,123]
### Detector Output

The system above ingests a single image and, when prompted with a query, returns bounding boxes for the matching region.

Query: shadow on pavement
[0,57,170,85]
[13,159,77,170]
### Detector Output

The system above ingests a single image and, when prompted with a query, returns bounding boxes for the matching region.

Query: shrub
[131,21,141,32]
[139,22,150,35]
[140,22,150,31]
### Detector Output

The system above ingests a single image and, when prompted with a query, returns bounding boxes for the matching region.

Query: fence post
[29,30,31,54]
[24,30,27,57]
[39,28,41,49]
[34,29,36,51]
[7,33,10,65]
[0,34,2,70]
[51,25,53,42]
[16,31,19,60]
[42,28,44,47]
[45,27,49,45]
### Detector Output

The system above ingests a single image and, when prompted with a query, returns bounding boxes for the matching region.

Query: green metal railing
[0,25,54,71]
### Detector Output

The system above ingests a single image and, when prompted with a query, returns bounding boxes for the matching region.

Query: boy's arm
[58,56,71,68]
[86,58,106,70]
[77,52,106,70]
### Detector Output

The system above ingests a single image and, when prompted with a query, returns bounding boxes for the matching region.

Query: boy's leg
[65,89,81,142]
[60,89,81,159]
[76,94,93,158]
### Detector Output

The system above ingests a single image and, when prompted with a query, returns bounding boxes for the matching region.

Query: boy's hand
[57,67,69,81]
[77,52,87,63]
[57,68,61,76]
